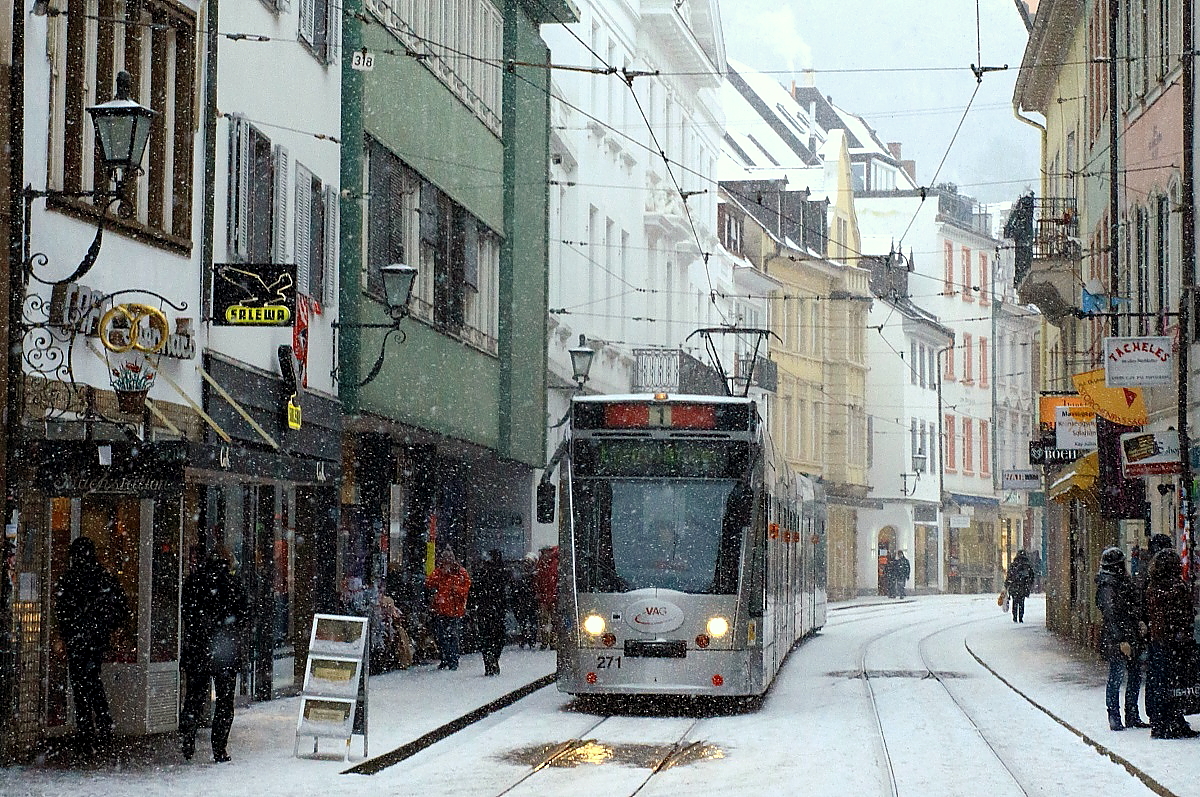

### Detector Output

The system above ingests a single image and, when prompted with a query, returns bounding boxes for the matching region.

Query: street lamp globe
[86,71,157,174]
[381,264,418,318]
[569,334,595,388]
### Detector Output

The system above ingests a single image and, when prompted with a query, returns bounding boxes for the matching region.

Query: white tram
[536,392,827,698]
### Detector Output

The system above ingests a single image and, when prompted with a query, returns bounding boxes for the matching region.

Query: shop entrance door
[876,528,896,595]
[48,493,182,736]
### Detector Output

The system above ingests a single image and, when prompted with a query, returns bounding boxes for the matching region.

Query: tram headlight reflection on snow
[706,616,730,638]
[582,613,606,636]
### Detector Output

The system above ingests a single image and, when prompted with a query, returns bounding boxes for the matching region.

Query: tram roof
[572,393,754,405]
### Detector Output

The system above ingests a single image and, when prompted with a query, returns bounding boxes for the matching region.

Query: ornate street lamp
[568,334,595,389]
[87,71,157,176]
[332,264,418,387]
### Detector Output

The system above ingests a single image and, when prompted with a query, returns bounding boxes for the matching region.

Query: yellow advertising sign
[1071,368,1147,426]
[1038,394,1091,432]
[287,397,302,430]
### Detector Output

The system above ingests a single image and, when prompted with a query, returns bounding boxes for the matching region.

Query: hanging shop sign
[1072,368,1147,426]
[1120,430,1182,477]
[1055,404,1096,450]
[1001,470,1041,490]
[1104,336,1174,387]
[212,263,296,326]
[48,282,196,359]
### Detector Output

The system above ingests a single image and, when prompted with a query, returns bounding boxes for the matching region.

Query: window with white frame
[228,117,289,265]
[47,0,197,249]
[363,0,503,133]
[299,0,339,65]
[294,163,338,308]
[366,137,417,298]
[413,178,499,352]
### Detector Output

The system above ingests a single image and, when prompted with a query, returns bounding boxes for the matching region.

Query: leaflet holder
[295,614,370,761]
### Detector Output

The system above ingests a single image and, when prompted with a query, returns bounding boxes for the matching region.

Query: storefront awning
[1048,450,1099,502]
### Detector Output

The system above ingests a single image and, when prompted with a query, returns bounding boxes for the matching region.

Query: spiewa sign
[212,263,296,326]
[1104,336,1174,387]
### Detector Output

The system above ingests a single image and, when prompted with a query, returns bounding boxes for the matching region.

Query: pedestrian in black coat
[1146,548,1199,739]
[473,550,510,676]
[179,546,248,762]
[53,536,130,743]
[1095,547,1147,731]
[1005,549,1037,622]
[511,556,538,649]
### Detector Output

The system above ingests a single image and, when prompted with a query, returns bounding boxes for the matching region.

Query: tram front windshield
[570,439,752,594]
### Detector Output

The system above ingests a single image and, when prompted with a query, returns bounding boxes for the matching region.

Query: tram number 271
[596,655,622,669]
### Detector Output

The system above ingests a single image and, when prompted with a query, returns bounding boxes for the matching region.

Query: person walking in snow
[179,545,248,762]
[473,549,510,676]
[53,536,130,746]
[426,547,471,671]
[1005,549,1036,623]
[892,551,911,598]
[534,546,559,649]
[1095,547,1147,731]
[511,554,539,649]
[1137,533,1174,727]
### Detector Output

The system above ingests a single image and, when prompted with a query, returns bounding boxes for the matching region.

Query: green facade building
[338,0,577,594]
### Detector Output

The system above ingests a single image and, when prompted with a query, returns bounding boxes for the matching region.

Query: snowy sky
[719,0,1041,205]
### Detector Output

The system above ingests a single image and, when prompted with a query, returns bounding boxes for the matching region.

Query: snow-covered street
[5,594,1193,797]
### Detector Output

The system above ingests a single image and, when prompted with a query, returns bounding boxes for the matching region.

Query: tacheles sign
[1104,336,1174,387]
[212,263,296,326]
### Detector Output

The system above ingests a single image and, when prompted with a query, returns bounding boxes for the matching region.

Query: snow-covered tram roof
[572,393,755,405]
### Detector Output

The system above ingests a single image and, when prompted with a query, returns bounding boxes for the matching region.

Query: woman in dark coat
[179,546,248,762]
[1145,548,1199,739]
[473,550,510,676]
[1095,547,1146,730]
[1005,549,1037,623]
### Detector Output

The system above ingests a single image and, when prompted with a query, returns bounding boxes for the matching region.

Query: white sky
[719,0,1041,205]
[4,595,1196,796]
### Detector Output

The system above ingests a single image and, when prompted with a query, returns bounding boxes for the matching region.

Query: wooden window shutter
[324,183,339,308]
[229,116,251,259]
[419,182,439,245]
[325,0,340,65]
[463,220,479,290]
[299,0,316,48]
[273,144,290,264]
[295,163,314,295]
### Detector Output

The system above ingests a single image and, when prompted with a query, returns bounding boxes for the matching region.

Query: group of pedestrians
[54,537,248,763]
[53,536,560,764]
[882,550,910,598]
[1096,533,1198,739]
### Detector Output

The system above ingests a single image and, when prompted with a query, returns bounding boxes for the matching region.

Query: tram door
[877,527,897,595]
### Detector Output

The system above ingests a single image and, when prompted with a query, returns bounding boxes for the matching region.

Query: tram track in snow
[489,713,705,797]
[856,616,1033,797]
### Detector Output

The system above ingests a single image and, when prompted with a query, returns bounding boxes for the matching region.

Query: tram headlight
[706,616,730,638]
[582,613,606,636]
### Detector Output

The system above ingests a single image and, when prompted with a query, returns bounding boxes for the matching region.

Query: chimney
[902,160,917,182]
[887,142,903,160]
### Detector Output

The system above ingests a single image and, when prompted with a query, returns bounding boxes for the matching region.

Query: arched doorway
[877,526,898,595]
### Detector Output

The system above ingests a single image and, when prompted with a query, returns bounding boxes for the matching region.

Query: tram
[536,392,827,698]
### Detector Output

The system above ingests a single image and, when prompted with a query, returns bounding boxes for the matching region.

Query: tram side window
[747,492,768,616]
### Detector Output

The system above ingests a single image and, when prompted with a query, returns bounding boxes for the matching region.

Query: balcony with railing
[734,355,778,393]
[632,348,726,396]
[1006,195,1081,322]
